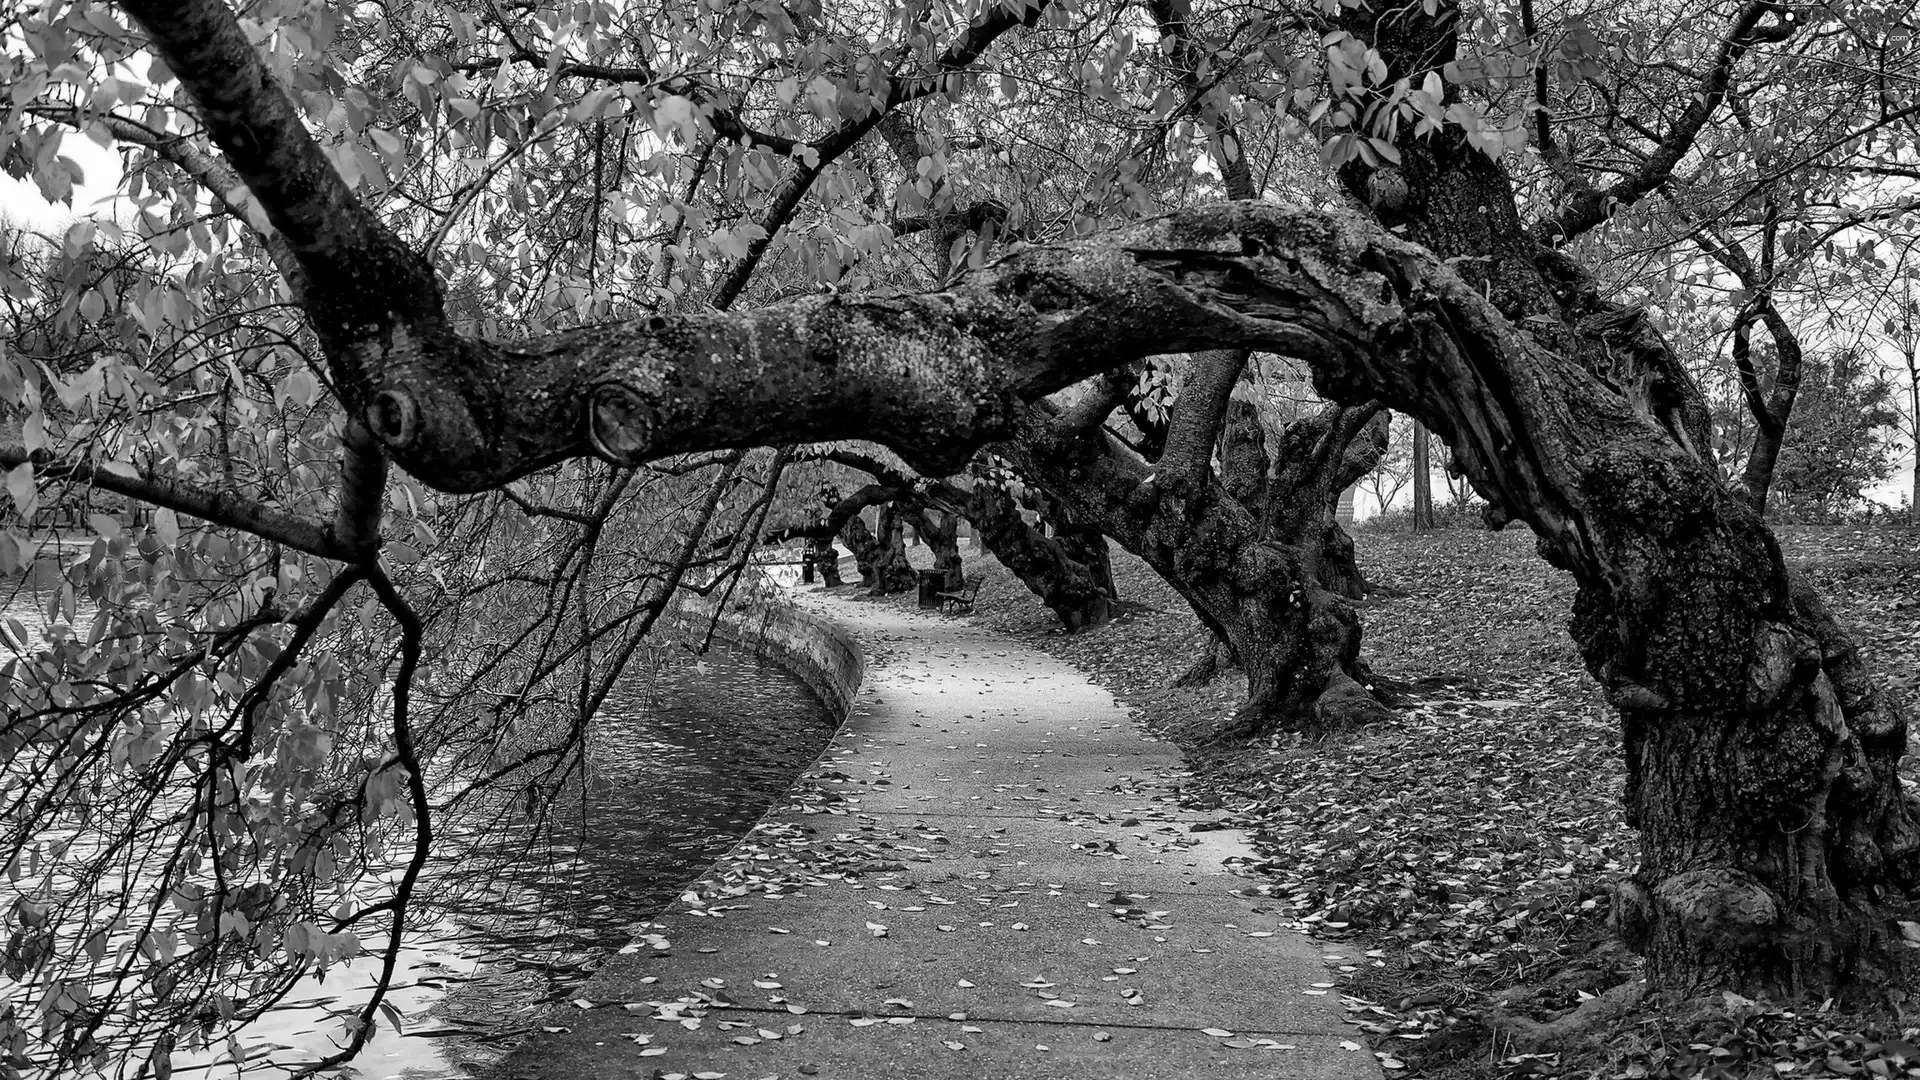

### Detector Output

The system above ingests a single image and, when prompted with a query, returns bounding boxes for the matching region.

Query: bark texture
[1328,0,1912,999]
[840,516,880,589]
[1003,394,1392,737]
[806,536,843,587]
[868,506,919,595]
[1032,493,1117,601]
[964,482,1113,631]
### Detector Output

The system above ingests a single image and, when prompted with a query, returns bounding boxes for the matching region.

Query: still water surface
[2,568,837,1079]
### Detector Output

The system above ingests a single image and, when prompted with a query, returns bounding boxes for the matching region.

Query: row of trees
[0,0,1917,1073]
[1360,340,1914,526]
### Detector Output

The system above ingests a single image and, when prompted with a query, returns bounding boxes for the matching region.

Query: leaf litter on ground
[954,521,1920,1079]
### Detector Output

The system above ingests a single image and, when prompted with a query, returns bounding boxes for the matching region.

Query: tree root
[1309,670,1397,731]
[1487,973,1647,1055]
[1172,638,1235,687]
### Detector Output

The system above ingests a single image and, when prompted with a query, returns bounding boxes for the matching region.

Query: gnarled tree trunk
[1318,0,1920,990]
[1005,386,1393,737]
[1027,488,1116,600]
[841,516,879,589]
[965,481,1112,631]
[904,505,965,590]
[806,535,843,587]
[868,505,919,595]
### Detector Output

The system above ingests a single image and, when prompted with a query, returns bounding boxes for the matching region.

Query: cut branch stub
[589,384,658,465]
[368,390,420,451]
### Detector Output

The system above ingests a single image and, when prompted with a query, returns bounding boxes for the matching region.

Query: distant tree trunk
[807,535,843,587]
[1903,332,1918,527]
[1410,420,1434,531]
[1005,383,1393,737]
[905,504,964,589]
[869,504,918,595]
[841,516,879,588]
[1027,489,1116,599]
[1056,521,1114,599]
[965,482,1112,631]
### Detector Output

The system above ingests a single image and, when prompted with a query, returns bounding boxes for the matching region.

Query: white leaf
[6,464,35,515]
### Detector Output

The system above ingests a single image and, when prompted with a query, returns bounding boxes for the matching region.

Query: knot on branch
[1745,621,1827,718]
[589,383,659,465]
[1654,867,1780,945]
[367,390,420,450]
[1612,878,1655,952]
[1366,168,1412,218]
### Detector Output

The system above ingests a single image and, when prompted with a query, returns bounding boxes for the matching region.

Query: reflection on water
[228,645,838,1080]
[2,565,837,1079]
[455,651,839,954]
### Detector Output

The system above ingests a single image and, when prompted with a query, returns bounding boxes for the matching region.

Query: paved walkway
[508,594,1379,1080]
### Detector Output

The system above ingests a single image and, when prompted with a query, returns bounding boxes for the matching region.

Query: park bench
[936,578,981,614]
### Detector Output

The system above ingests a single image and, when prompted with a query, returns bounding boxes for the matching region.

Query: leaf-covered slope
[958,522,1920,1078]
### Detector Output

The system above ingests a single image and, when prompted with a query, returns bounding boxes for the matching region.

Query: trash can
[917,568,946,609]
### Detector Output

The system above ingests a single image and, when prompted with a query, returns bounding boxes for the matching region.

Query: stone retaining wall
[666,587,863,721]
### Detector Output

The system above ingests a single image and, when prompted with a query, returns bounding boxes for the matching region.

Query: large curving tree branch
[78,7,1666,558]
[86,0,1643,539]
[116,0,1055,490]
[117,0,418,341]
[101,2,1711,580]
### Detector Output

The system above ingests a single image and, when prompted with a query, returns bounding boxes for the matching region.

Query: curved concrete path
[505,594,1379,1080]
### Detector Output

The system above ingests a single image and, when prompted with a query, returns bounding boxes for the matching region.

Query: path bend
[507,592,1380,1080]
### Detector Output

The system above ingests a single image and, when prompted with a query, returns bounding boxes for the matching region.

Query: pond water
[1,563,839,1079]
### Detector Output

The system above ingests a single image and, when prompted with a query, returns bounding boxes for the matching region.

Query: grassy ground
[901,522,1920,1079]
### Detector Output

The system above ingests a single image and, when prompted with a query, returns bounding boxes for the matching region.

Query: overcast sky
[1,138,128,235]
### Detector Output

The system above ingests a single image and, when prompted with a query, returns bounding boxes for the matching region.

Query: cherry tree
[2,0,1918,1072]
